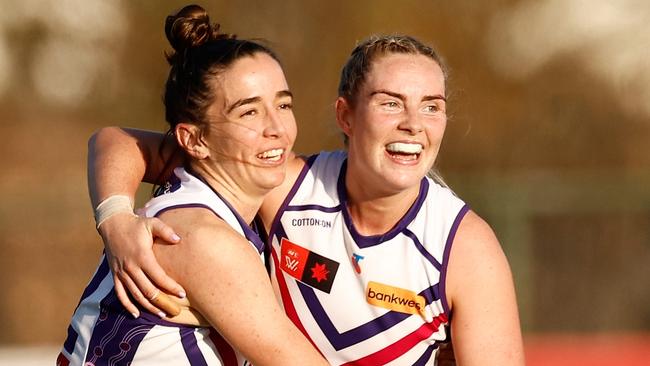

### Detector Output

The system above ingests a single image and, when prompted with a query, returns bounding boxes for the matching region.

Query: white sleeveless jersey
[58,167,263,366]
[269,151,468,365]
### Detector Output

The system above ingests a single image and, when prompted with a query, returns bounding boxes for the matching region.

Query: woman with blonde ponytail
[80,6,525,366]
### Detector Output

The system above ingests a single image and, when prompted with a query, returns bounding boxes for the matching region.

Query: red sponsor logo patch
[280,238,339,293]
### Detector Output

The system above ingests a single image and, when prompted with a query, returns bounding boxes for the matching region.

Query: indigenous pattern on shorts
[268,151,468,365]
[58,167,263,366]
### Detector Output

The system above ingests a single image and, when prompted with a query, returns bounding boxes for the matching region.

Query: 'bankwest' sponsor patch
[280,238,339,293]
[366,281,426,316]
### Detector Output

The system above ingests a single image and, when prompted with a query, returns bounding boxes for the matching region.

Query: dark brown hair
[154,4,281,189]
[163,4,280,130]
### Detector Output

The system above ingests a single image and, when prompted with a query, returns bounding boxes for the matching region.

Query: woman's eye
[241,109,257,118]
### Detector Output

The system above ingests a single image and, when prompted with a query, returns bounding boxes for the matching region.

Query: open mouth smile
[385,142,422,161]
[257,148,284,162]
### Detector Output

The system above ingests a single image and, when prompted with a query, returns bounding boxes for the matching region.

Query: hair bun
[165,4,230,55]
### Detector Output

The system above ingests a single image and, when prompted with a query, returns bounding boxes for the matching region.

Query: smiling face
[196,52,297,194]
[338,52,447,196]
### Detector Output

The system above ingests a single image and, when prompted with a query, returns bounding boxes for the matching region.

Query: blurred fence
[1,1,649,362]
[451,171,650,332]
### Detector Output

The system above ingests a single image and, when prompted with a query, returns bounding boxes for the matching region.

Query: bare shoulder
[446,210,524,364]
[446,210,512,308]
[452,210,503,263]
[151,200,328,365]
[455,210,498,246]
[152,207,252,274]
[157,206,237,241]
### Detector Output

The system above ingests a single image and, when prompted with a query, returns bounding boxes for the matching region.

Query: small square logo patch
[280,238,339,293]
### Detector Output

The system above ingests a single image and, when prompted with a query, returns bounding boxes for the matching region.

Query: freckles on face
[340,52,450,195]
[350,53,447,158]
[202,53,296,170]
[202,122,259,162]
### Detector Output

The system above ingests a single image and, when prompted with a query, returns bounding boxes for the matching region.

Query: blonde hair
[338,34,447,105]
[339,35,451,189]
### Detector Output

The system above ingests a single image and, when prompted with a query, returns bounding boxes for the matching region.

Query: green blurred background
[1,0,649,361]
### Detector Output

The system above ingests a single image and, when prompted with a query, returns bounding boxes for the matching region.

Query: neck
[344,171,421,236]
[189,162,265,225]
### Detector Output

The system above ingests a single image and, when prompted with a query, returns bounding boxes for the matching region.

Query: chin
[260,173,286,190]
[380,173,423,193]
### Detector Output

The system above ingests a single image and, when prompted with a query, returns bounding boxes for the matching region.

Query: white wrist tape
[94,195,135,229]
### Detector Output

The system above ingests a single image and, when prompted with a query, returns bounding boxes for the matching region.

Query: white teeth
[257,148,284,161]
[386,142,422,154]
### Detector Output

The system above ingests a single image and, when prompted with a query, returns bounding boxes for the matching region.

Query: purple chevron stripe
[77,255,110,307]
[284,203,342,213]
[298,280,441,350]
[439,204,470,316]
[269,154,318,239]
[412,344,438,365]
[62,325,78,355]
[404,228,442,271]
[180,328,208,365]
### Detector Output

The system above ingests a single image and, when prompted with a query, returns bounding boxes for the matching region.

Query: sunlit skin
[186,53,297,221]
[86,49,524,365]
[336,53,447,234]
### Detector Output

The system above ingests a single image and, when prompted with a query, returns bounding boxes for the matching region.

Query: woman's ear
[335,97,353,137]
[175,123,209,159]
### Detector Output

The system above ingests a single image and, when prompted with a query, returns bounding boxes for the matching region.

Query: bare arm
[88,127,180,206]
[447,211,525,365]
[154,208,327,365]
[88,127,185,317]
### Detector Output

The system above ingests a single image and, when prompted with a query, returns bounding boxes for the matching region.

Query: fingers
[149,217,181,244]
[106,249,164,317]
[100,214,184,318]
[113,275,140,318]
[149,290,182,317]
[118,270,168,318]
[140,250,186,300]
[106,251,145,318]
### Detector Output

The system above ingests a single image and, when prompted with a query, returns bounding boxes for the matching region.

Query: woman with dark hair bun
[80,6,525,366]
[58,4,327,366]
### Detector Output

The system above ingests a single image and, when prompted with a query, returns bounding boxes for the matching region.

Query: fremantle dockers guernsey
[269,151,468,365]
[58,167,263,366]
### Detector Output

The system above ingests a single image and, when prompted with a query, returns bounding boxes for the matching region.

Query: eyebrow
[227,96,261,114]
[277,90,293,99]
[370,89,446,102]
[226,90,293,114]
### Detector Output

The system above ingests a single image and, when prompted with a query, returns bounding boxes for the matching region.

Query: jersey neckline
[336,159,429,248]
[183,167,266,252]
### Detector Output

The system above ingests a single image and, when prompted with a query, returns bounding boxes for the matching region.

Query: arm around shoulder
[88,126,185,317]
[88,126,181,207]
[445,210,525,365]
[154,208,327,366]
